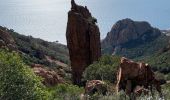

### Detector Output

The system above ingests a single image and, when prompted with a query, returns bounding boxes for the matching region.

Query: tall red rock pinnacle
[66,0,101,85]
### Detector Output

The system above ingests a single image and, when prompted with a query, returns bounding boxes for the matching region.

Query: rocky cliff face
[66,0,101,85]
[102,18,162,55]
[0,27,17,50]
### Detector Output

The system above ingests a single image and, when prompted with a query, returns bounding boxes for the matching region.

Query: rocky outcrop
[85,80,107,95]
[0,27,17,50]
[32,64,64,86]
[66,0,101,85]
[116,57,163,98]
[102,18,161,54]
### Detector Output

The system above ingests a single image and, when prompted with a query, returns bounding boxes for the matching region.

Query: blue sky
[76,0,170,38]
[0,0,170,44]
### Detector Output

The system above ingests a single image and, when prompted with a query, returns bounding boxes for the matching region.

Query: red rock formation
[66,0,101,85]
[116,57,162,98]
[0,27,17,50]
[32,64,64,86]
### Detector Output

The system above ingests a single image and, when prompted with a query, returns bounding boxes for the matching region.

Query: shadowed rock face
[66,0,101,85]
[0,27,17,50]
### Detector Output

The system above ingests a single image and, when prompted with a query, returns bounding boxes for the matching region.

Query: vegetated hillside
[145,45,170,74]
[101,19,170,75]
[116,34,169,60]
[0,26,71,77]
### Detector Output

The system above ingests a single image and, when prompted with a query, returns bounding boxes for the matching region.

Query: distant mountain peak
[102,19,162,55]
[103,19,161,46]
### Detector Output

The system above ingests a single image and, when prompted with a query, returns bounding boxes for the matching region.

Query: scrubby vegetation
[48,84,84,100]
[115,35,169,60]
[11,31,69,64]
[83,55,120,83]
[0,49,169,100]
[145,50,170,74]
[0,26,69,68]
[0,49,49,100]
[0,49,84,100]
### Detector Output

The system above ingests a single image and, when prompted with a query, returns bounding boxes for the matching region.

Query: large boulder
[66,0,101,85]
[85,80,107,95]
[116,57,162,98]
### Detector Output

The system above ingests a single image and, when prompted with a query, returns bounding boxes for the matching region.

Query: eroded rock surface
[32,64,64,86]
[66,0,101,85]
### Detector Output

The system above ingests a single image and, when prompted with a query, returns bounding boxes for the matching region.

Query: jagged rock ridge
[66,0,101,85]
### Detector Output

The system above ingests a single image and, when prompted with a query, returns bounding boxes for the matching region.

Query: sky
[77,0,170,38]
[0,0,170,44]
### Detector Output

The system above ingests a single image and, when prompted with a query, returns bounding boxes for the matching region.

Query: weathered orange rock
[32,64,64,86]
[116,57,162,98]
[66,0,101,85]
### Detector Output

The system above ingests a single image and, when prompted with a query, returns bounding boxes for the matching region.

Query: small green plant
[88,17,97,24]
[49,84,84,100]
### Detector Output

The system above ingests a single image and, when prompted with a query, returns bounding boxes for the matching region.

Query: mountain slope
[0,26,71,79]
[102,18,169,60]
[145,45,170,74]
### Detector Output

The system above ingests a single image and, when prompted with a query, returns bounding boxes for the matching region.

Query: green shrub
[154,71,166,80]
[83,55,120,83]
[0,49,49,100]
[165,73,170,80]
[49,84,84,100]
